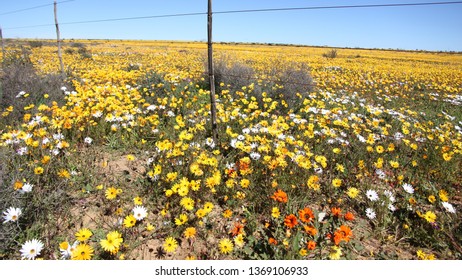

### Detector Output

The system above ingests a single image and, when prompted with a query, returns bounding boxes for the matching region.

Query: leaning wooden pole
[207,0,219,144]
[0,26,5,64]
[54,1,65,75]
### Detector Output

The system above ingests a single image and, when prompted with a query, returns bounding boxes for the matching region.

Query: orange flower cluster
[271,189,288,203]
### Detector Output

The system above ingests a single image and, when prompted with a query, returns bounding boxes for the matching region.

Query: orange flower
[271,189,288,203]
[331,207,342,217]
[303,225,318,236]
[236,159,250,172]
[268,237,278,245]
[307,240,316,250]
[344,212,355,221]
[230,222,245,236]
[225,168,236,177]
[298,207,315,223]
[333,225,353,245]
[284,214,298,229]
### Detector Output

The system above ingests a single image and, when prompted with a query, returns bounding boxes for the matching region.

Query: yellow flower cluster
[1,40,460,260]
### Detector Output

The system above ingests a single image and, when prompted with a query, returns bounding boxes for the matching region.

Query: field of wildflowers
[0,40,461,260]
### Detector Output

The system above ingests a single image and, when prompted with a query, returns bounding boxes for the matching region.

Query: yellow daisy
[163,237,178,253]
[75,228,92,242]
[218,238,234,254]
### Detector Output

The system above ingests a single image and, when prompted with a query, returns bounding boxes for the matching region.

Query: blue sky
[1,0,461,51]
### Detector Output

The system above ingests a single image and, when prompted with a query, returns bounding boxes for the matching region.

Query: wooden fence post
[54,1,65,75]
[0,26,4,63]
[208,0,219,144]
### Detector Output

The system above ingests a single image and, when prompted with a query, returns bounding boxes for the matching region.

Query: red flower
[284,214,298,229]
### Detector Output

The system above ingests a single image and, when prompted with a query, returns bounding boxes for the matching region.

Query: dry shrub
[322,49,338,59]
[0,48,70,126]
[212,54,257,93]
[210,54,315,113]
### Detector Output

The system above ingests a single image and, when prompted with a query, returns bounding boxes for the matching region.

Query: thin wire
[214,1,462,15]
[3,1,462,30]
[60,12,206,25]
[0,0,75,16]
[4,12,206,30]
[205,72,318,88]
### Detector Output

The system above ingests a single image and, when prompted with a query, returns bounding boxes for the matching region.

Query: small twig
[443,226,462,254]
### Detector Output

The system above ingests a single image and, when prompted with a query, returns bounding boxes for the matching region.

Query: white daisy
[20,239,44,260]
[92,111,103,118]
[394,132,404,141]
[383,190,396,202]
[356,134,366,143]
[16,147,28,156]
[60,241,78,260]
[132,206,148,221]
[84,137,93,144]
[402,183,414,194]
[205,138,215,148]
[16,91,26,98]
[366,189,379,201]
[388,204,396,212]
[442,202,456,214]
[365,208,376,220]
[3,207,22,223]
[314,167,323,174]
[230,138,237,148]
[20,183,33,193]
[375,169,386,179]
[250,152,261,160]
[146,105,157,111]
[318,212,327,222]
[53,133,64,140]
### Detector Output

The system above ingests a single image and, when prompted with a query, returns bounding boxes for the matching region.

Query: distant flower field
[0,40,461,260]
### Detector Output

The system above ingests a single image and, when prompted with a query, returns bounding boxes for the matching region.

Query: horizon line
[3,37,462,53]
